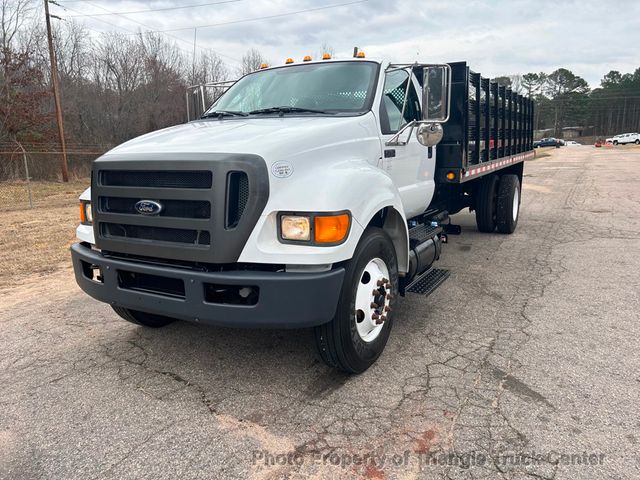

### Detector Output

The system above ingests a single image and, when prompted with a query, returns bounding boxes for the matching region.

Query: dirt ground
[1,147,640,479]
[0,180,87,291]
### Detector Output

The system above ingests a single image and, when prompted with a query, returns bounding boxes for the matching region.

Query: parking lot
[1,146,639,479]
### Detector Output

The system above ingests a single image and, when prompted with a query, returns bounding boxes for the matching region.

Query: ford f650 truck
[71,56,534,373]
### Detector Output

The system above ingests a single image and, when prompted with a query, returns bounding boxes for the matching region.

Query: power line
[86,0,242,64]
[53,1,241,64]
[139,0,369,33]
[65,0,243,17]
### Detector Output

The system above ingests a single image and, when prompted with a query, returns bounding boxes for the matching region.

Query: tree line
[1,0,638,180]
[494,68,640,138]
[0,0,271,179]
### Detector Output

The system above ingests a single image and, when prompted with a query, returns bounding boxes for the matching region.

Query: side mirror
[416,122,443,147]
[422,64,451,123]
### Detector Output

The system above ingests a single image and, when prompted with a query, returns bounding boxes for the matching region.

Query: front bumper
[71,243,344,328]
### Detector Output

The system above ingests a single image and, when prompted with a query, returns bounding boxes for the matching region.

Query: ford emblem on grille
[134,200,163,215]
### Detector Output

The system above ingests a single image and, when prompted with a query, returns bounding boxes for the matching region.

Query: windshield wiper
[201,110,248,118]
[248,106,332,115]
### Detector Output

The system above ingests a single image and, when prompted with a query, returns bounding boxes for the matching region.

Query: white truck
[605,133,640,145]
[72,55,534,373]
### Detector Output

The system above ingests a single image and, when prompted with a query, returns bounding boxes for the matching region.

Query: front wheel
[112,306,176,328]
[635,139,639,145]
[313,227,398,373]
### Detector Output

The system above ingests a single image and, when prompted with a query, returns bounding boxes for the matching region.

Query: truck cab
[72,56,533,373]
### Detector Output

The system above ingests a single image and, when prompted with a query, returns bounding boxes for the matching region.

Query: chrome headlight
[280,215,310,241]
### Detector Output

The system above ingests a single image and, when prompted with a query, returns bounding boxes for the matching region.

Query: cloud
[54,0,639,86]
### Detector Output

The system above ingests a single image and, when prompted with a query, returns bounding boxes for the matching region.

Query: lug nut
[376,315,387,325]
[372,289,380,296]
[384,306,392,313]
[372,313,380,320]
[377,279,385,287]
[370,302,379,309]
[386,293,394,300]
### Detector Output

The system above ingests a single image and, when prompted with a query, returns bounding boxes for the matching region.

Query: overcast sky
[52,0,639,87]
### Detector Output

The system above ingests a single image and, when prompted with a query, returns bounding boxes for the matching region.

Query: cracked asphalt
[1,146,639,479]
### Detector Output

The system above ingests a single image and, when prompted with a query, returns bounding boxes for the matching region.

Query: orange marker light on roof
[259,63,268,69]
[285,58,294,64]
[356,51,365,58]
[303,55,312,62]
[322,53,331,60]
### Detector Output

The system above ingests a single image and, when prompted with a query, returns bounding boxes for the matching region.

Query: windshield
[205,61,379,116]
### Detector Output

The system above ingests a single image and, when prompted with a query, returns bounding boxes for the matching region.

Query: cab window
[379,70,421,134]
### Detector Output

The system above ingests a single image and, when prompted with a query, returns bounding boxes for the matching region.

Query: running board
[406,268,450,296]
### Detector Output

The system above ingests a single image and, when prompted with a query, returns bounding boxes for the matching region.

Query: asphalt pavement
[1,146,639,479]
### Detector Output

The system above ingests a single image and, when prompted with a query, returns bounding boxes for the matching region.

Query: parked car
[534,137,560,148]
[565,141,582,146]
[605,133,640,145]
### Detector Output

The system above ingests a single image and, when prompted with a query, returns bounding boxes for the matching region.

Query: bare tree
[1,0,33,52]
[240,48,266,75]
[194,49,228,84]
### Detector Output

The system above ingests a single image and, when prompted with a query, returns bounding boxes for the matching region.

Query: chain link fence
[0,145,107,212]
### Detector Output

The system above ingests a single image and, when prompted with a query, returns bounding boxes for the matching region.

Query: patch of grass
[0,179,88,212]
[0,180,89,289]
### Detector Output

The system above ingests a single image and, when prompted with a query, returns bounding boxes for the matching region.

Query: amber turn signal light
[79,202,86,223]
[314,213,350,244]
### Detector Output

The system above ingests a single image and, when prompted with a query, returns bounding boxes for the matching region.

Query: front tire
[313,227,398,373]
[635,139,639,145]
[496,174,521,234]
[112,306,176,328]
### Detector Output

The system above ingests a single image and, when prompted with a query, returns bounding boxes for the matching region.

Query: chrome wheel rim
[354,257,391,342]
[512,185,520,222]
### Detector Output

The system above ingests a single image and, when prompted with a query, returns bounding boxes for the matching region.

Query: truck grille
[99,197,211,219]
[226,171,249,228]
[92,154,269,263]
[101,223,211,245]
[100,170,212,189]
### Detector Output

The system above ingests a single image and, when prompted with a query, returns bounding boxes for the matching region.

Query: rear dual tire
[475,174,520,234]
[495,175,520,233]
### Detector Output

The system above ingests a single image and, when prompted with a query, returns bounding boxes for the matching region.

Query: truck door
[378,69,435,218]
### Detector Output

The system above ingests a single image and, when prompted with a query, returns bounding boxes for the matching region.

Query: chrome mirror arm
[385,120,422,146]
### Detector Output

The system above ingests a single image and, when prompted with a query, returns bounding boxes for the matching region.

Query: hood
[105,114,380,162]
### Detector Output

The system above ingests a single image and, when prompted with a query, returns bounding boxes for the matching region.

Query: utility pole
[192,27,197,84]
[44,0,69,182]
